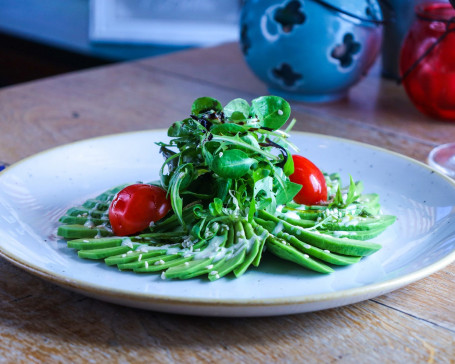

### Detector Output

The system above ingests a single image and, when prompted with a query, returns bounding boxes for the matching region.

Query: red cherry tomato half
[289,155,328,206]
[109,184,171,236]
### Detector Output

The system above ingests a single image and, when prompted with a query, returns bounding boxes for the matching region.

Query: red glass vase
[400,3,455,120]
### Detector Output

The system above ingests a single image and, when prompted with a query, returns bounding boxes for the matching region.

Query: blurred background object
[379,0,420,80]
[90,0,240,46]
[379,0,450,80]
[404,1,455,181]
[240,0,383,103]
[400,1,455,120]
[0,0,241,87]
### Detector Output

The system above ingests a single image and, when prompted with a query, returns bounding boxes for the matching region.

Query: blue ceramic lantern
[240,0,383,102]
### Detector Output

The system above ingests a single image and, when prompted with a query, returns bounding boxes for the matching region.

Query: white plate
[1,130,454,317]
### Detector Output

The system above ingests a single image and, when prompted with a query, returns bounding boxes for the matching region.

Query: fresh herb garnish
[157,96,300,229]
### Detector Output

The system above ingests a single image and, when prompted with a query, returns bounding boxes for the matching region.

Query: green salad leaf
[158,95,298,226]
[251,96,291,130]
[191,97,223,116]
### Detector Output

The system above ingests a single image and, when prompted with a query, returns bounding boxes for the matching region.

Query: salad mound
[57,96,395,280]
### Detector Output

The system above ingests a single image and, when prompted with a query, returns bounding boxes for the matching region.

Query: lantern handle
[311,0,386,25]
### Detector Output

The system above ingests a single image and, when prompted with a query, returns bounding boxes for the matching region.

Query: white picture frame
[89,0,241,46]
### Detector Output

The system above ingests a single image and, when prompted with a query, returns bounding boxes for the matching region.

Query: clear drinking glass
[428,143,455,178]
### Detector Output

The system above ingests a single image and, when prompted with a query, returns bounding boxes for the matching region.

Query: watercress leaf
[209,134,278,161]
[276,181,302,206]
[253,166,270,182]
[202,144,215,169]
[168,118,203,137]
[211,149,257,179]
[253,176,277,212]
[266,194,277,214]
[281,146,294,176]
[209,198,224,217]
[251,96,291,130]
[167,121,184,137]
[168,163,196,225]
[258,198,272,211]
[169,163,195,192]
[159,152,181,188]
[235,182,248,207]
[345,176,357,206]
[251,127,298,153]
[210,123,245,136]
[331,185,344,207]
[240,134,260,151]
[254,176,274,198]
[343,177,363,206]
[224,98,250,119]
[230,111,248,121]
[191,97,223,115]
[214,177,232,203]
[282,154,294,176]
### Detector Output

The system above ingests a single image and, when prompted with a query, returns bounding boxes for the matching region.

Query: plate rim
[1,129,455,310]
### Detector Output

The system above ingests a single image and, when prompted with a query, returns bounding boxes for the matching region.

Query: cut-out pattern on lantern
[240,0,383,102]
[331,33,362,68]
[272,63,304,87]
[274,0,306,32]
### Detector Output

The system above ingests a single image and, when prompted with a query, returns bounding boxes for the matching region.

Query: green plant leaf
[211,123,245,136]
[281,146,294,176]
[240,134,260,150]
[168,163,195,225]
[332,185,344,208]
[209,134,278,161]
[214,177,232,203]
[251,96,291,130]
[209,198,224,216]
[224,98,250,120]
[168,118,203,137]
[230,111,248,121]
[345,176,357,206]
[276,181,302,206]
[191,97,223,116]
[211,149,257,179]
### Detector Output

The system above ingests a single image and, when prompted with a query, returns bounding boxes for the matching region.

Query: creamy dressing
[190,234,228,261]
[272,221,284,235]
[282,210,300,220]
[340,216,360,227]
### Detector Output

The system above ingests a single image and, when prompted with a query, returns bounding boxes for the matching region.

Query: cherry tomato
[109,184,171,236]
[289,155,327,205]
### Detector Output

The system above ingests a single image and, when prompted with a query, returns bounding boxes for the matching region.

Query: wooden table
[0,42,454,363]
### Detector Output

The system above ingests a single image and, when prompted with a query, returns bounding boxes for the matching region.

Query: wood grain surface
[0,42,454,363]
